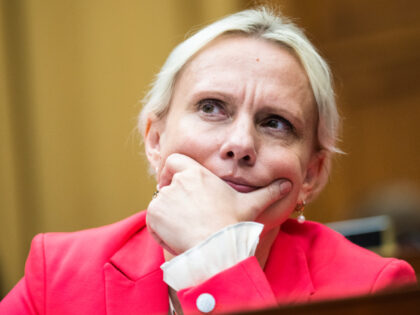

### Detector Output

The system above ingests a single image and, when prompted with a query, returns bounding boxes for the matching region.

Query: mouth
[222,177,261,193]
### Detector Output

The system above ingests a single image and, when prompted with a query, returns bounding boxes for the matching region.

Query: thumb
[158,153,198,188]
[241,179,292,221]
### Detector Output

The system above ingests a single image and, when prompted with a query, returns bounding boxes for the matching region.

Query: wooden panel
[0,0,243,297]
[0,0,38,295]
[278,0,420,44]
[1,0,419,297]
[270,0,420,222]
[246,287,420,315]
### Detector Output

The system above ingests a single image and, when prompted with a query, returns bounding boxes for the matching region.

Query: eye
[261,115,295,134]
[197,99,226,118]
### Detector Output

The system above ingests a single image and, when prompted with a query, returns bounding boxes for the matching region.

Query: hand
[146,153,292,255]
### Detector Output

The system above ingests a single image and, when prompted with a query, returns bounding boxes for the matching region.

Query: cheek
[263,147,307,188]
[160,120,222,165]
[256,149,307,229]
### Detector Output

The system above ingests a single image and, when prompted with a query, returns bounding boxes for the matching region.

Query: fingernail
[279,180,292,195]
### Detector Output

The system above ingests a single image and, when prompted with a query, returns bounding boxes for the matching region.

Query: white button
[196,293,215,313]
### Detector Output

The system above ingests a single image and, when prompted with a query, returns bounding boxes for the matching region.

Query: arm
[177,256,277,314]
[163,223,278,314]
[0,279,38,314]
[161,222,263,290]
[148,154,292,314]
[371,259,417,293]
[0,234,45,315]
[147,154,291,257]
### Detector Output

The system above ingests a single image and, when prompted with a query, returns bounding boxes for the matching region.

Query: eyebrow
[188,89,236,106]
[188,89,307,131]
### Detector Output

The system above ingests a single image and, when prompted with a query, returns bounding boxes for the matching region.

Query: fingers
[146,215,178,256]
[241,179,292,221]
[158,153,199,188]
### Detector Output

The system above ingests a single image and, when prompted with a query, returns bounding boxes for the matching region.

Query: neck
[255,226,279,269]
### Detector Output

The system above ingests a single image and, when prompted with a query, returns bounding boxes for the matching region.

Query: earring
[295,201,306,224]
[153,184,159,199]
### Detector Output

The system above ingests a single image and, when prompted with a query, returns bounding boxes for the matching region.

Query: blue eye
[197,99,225,116]
[201,103,217,113]
[261,115,294,133]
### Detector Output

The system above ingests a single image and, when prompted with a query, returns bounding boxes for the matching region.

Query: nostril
[227,151,234,157]
[243,155,250,161]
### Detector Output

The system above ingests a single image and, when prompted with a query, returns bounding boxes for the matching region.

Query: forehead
[182,35,308,82]
[171,35,316,123]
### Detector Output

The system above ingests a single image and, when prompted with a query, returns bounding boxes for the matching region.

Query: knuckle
[197,166,206,177]
[172,172,182,184]
[147,199,162,219]
[165,154,177,167]
[184,166,202,181]
[146,207,156,223]
[147,199,156,212]
[145,211,154,229]
[166,153,184,166]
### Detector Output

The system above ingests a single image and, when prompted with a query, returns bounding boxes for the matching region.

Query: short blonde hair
[139,7,341,199]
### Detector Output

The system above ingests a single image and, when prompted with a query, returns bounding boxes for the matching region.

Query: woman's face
[146,35,322,231]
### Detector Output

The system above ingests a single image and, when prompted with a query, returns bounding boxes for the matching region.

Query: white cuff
[161,222,263,291]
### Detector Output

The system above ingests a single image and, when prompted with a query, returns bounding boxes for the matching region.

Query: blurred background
[1,0,419,298]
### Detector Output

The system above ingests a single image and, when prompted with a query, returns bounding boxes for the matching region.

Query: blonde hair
[139,7,341,199]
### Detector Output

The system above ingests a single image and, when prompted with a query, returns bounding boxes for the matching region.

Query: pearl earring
[295,201,306,224]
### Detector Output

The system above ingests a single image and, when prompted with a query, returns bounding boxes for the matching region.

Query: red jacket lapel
[104,222,169,315]
[265,224,315,305]
[103,213,314,314]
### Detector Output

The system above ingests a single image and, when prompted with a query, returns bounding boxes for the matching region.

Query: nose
[219,118,257,166]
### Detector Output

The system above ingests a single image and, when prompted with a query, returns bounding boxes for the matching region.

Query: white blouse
[161,222,263,291]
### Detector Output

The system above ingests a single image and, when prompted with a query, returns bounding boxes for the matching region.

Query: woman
[1,7,416,315]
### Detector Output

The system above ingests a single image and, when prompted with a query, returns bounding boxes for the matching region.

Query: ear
[144,116,164,172]
[299,150,326,202]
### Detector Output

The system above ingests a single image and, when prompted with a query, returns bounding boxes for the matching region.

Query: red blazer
[1,211,416,314]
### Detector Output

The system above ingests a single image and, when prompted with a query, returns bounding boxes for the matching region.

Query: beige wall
[1,0,419,297]
[0,0,243,297]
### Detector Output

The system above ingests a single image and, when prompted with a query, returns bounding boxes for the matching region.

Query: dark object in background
[355,182,420,253]
[327,215,396,256]
[243,286,420,315]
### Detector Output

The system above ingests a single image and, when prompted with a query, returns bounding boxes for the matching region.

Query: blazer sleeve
[371,259,417,293]
[176,256,277,315]
[0,234,45,315]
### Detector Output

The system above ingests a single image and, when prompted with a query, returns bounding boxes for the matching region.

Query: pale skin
[145,34,324,313]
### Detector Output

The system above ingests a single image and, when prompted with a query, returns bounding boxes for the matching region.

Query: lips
[222,178,260,193]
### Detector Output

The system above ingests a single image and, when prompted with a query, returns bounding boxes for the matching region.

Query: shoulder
[26,210,148,282]
[23,211,148,312]
[29,210,147,263]
[280,219,417,299]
